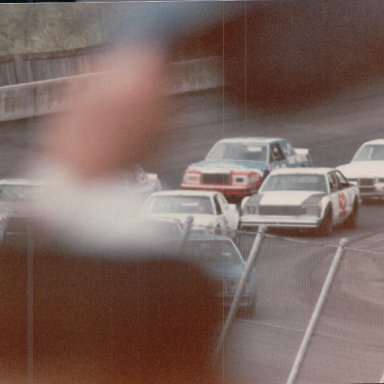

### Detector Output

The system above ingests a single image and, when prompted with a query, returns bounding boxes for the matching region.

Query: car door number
[338,192,347,217]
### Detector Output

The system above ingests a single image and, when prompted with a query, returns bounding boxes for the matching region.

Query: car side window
[270,143,285,162]
[280,140,294,156]
[216,193,228,209]
[327,173,338,193]
[335,171,349,189]
[213,196,222,215]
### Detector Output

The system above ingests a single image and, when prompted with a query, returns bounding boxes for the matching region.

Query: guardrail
[0,47,104,86]
[0,56,222,122]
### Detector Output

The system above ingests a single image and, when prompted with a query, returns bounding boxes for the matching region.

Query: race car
[181,137,312,201]
[140,190,239,237]
[337,139,384,201]
[183,234,257,310]
[239,168,360,235]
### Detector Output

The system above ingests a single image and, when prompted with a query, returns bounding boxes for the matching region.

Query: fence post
[286,237,349,384]
[14,54,33,84]
[214,225,267,359]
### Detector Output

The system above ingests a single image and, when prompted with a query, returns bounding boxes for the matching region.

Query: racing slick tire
[237,296,256,319]
[344,199,359,229]
[317,205,333,236]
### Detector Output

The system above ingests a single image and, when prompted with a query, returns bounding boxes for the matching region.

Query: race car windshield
[352,145,384,161]
[144,196,213,215]
[184,240,243,265]
[206,142,268,162]
[261,174,327,192]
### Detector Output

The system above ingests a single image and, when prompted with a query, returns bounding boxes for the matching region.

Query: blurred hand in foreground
[42,47,169,181]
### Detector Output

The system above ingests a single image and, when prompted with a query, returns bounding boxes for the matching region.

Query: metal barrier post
[214,226,267,359]
[379,370,384,383]
[286,238,349,384]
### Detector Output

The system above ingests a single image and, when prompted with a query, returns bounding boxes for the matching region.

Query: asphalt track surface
[1,82,384,383]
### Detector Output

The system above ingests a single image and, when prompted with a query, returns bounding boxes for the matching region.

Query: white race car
[140,190,239,237]
[337,139,384,201]
[240,168,360,235]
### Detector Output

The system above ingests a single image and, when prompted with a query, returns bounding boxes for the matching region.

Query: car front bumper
[181,183,257,197]
[349,179,384,198]
[359,189,384,199]
[240,214,322,230]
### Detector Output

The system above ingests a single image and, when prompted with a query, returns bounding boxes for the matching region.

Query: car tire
[317,205,333,236]
[344,199,359,229]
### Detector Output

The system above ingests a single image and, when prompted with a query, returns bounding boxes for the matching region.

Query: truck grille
[202,173,230,185]
[260,206,304,216]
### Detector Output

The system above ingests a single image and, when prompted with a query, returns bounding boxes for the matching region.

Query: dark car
[183,234,257,310]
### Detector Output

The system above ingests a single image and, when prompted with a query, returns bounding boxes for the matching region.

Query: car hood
[338,161,384,178]
[256,191,324,206]
[190,159,266,172]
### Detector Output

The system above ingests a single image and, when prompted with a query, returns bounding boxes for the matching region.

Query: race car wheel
[317,206,333,236]
[344,199,359,229]
[237,296,256,319]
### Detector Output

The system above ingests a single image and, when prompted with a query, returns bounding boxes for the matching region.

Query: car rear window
[145,196,213,215]
[184,240,242,264]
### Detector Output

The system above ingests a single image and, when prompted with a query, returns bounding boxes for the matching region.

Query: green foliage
[0,4,108,56]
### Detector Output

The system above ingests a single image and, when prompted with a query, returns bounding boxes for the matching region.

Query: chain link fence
[214,228,384,384]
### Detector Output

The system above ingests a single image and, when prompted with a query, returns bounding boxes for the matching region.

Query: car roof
[215,137,284,144]
[360,139,384,146]
[186,234,233,242]
[148,190,219,198]
[269,167,333,176]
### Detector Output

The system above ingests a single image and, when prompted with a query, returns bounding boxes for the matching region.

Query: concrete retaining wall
[0,56,222,122]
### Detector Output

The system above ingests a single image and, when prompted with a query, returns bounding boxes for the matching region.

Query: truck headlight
[231,171,262,188]
[183,171,201,184]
